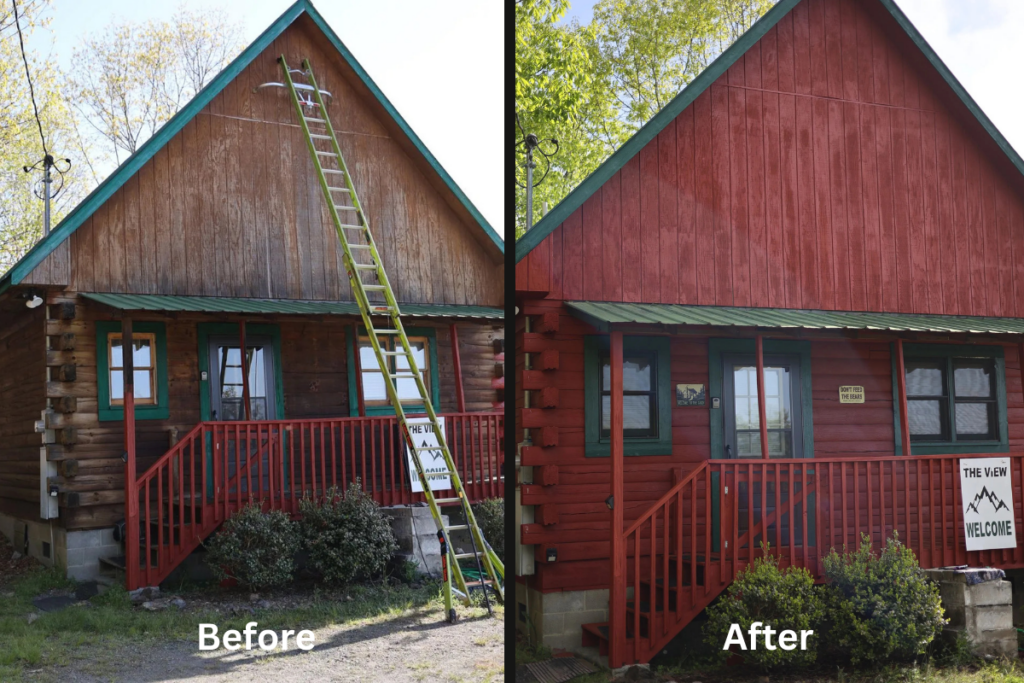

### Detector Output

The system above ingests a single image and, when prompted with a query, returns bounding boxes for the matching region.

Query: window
[723,358,801,458]
[584,335,672,457]
[109,333,157,406]
[358,336,430,406]
[898,344,1007,453]
[96,321,169,421]
[346,326,440,416]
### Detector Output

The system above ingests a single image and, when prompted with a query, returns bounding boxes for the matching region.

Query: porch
[517,300,1024,667]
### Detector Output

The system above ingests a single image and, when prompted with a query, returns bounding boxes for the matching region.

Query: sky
[559,0,1024,172]
[23,0,503,237]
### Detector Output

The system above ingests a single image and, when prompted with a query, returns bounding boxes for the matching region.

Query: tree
[514,0,776,238]
[64,7,243,167]
[0,0,87,272]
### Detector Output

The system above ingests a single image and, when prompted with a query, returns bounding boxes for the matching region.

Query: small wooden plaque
[676,384,706,406]
[839,386,865,403]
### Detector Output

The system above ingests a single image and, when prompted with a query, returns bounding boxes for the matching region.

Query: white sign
[405,418,451,492]
[959,457,1017,551]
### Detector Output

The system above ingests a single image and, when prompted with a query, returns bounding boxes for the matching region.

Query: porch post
[755,335,770,460]
[122,317,139,589]
[895,339,912,456]
[609,330,626,668]
[450,324,466,412]
[351,323,366,417]
[239,321,251,421]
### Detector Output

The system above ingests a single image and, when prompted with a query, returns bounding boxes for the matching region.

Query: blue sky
[24,0,503,236]
[558,0,1024,170]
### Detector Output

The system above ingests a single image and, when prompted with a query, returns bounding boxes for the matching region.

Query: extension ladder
[278,57,503,621]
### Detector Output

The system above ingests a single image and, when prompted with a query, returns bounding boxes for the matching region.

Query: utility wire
[11,0,48,156]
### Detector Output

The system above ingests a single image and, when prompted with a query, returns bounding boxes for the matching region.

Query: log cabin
[515,0,1024,668]
[0,0,504,587]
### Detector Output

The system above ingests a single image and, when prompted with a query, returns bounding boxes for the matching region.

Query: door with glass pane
[207,336,277,496]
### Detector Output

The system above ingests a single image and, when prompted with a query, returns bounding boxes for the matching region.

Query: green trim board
[707,339,814,460]
[0,0,502,295]
[583,335,672,457]
[96,321,170,422]
[563,301,1024,335]
[197,323,286,422]
[345,326,440,417]
[890,343,1008,456]
[79,292,503,319]
[515,0,1024,265]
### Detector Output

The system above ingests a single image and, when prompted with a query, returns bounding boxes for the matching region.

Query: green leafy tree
[515,0,776,238]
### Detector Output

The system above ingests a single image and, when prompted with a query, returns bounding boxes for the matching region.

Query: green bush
[474,498,504,561]
[822,533,946,665]
[204,502,299,590]
[299,482,398,585]
[704,547,824,671]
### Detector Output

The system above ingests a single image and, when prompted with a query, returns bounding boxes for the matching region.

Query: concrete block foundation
[0,511,122,581]
[382,505,449,578]
[924,567,1016,659]
[516,582,610,656]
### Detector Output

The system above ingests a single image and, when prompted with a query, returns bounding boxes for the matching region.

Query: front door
[207,336,277,421]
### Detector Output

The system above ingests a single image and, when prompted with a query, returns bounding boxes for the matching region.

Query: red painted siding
[518,0,1024,317]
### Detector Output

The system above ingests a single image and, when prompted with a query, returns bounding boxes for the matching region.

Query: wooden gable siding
[0,306,46,521]
[517,0,1024,318]
[25,19,502,307]
[518,300,1024,591]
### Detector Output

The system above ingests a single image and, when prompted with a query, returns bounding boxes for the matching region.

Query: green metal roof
[0,0,502,295]
[516,0,1024,264]
[81,293,503,320]
[566,302,1024,335]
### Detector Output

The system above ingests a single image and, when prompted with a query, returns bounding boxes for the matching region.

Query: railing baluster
[853,461,860,550]
[866,461,874,547]
[839,462,848,551]
[788,463,795,568]
[915,460,925,566]
[801,464,808,569]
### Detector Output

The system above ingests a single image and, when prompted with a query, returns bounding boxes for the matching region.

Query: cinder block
[542,612,564,637]
[938,584,967,609]
[66,530,103,550]
[562,609,610,634]
[545,590,586,614]
[542,633,581,652]
[586,589,610,610]
[969,580,1012,607]
[976,605,1013,632]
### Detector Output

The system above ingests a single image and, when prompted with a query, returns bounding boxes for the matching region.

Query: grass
[0,563,496,681]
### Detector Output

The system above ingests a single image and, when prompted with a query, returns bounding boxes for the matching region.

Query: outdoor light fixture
[21,289,43,308]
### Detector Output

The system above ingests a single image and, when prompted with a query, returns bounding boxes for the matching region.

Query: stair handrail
[623,460,710,537]
[135,421,208,487]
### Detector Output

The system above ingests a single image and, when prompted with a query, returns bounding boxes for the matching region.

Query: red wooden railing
[607,453,1024,668]
[126,412,504,590]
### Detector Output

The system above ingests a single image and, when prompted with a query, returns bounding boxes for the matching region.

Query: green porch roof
[566,302,1024,335]
[81,293,503,320]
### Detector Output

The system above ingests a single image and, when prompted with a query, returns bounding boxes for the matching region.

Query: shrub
[704,546,824,671]
[822,533,945,665]
[474,497,504,561]
[204,502,299,590]
[299,482,398,585]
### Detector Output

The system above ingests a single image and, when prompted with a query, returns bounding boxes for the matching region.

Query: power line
[11,0,48,156]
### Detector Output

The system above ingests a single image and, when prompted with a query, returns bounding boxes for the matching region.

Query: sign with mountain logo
[959,457,1017,551]
[404,417,450,493]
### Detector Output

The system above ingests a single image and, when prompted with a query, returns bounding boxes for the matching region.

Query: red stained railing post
[122,317,140,590]
[239,321,251,421]
[895,339,912,457]
[609,331,626,668]
[755,335,770,460]
[450,325,466,413]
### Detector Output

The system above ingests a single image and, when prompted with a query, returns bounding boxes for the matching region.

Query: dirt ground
[29,607,504,682]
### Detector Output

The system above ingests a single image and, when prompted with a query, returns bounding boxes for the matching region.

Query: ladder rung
[325,171,346,176]
[413,445,443,451]
[310,134,332,140]
[446,525,469,532]
[352,263,377,270]
[372,329,401,334]
[424,472,453,478]
[433,497,461,504]
[454,552,483,560]
[333,205,358,211]
[363,285,387,291]
[381,350,409,356]
[348,244,372,250]
[316,150,337,157]
[339,224,365,230]
[389,373,418,379]
[304,117,326,124]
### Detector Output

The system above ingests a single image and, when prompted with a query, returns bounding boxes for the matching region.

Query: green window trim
[708,338,815,460]
[346,326,440,417]
[197,323,286,422]
[891,343,1008,455]
[96,321,170,422]
[584,335,672,457]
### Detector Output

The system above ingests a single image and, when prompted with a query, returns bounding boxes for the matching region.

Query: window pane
[956,402,994,438]
[249,398,268,421]
[111,370,123,400]
[623,358,652,391]
[362,371,387,401]
[111,339,123,368]
[248,348,267,398]
[133,340,151,367]
[600,396,654,433]
[737,431,754,457]
[396,341,426,372]
[908,399,943,437]
[954,362,994,398]
[906,363,944,396]
[134,371,152,399]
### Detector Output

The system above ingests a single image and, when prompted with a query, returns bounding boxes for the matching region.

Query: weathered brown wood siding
[516,0,1024,318]
[25,16,502,306]
[0,306,46,521]
[44,294,502,530]
[518,300,1024,592]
